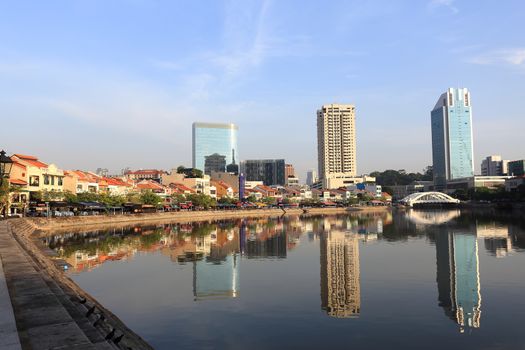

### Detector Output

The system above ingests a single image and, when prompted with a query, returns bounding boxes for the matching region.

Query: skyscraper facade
[241,159,286,186]
[317,104,357,181]
[192,122,238,173]
[431,88,474,190]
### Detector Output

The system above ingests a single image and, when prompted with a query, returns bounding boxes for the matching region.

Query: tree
[262,197,276,206]
[246,195,257,203]
[140,190,162,206]
[170,193,186,205]
[186,193,215,209]
[0,180,10,216]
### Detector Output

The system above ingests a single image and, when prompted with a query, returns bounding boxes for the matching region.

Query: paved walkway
[0,221,115,350]
[0,230,22,350]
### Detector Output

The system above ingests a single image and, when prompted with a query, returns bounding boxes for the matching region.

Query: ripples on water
[42,210,525,350]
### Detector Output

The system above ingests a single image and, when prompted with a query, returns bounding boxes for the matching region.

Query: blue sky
[1,0,524,179]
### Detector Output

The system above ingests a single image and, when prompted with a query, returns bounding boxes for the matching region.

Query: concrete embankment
[1,206,389,349]
[24,206,390,233]
[1,219,154,350]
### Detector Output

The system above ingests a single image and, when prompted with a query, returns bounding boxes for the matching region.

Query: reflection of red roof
[13,154,48,168]
[10,179,27,185]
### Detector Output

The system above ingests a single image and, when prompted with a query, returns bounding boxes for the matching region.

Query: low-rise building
[313,174,376,190]
[124,169,166,183]
[11,154,65,201]
[505,176,525,192]
[508,160,525,177]
[446,176,513,192]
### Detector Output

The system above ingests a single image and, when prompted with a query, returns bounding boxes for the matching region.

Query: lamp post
[0,150,13,218]
[0,150,13,187]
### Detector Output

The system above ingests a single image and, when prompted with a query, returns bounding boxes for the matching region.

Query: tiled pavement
[0,221,115,350]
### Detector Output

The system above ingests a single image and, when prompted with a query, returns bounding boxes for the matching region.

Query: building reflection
[320,220,360,318]
[476,222,513,258]
[435,230,481,332]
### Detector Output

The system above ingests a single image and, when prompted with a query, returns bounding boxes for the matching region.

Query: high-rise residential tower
[192,122,238,173]
[317,104,357,181]
[431,88,474,190]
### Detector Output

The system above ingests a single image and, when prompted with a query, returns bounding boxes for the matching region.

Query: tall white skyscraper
[317,104,357,181]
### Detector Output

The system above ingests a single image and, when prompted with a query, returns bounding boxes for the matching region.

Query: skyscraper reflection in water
[435,231,481,332]
[320,229,360,318]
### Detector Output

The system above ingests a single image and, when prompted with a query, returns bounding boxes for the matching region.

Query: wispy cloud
[428,0,459,14]
[467,48,525,66]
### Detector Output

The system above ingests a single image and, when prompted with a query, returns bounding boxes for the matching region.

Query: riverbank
[23,206,390,234]
[1,206,389,349]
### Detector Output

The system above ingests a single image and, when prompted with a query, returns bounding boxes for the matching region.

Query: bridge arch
[399,192,460,207]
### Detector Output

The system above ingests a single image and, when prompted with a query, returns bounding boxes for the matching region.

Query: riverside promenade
[0,220,152,350]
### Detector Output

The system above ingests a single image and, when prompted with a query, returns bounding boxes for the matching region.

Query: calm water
[43,210,525,350]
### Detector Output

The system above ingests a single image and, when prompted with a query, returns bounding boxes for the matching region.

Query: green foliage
[170,193,186,205]
[0,180,9,215]
[140,190,162,206]
[262,197,276,205]
[246,194,257,203]
[41,189,64,201]
[218,196,236,204]
[186,193,216,209]
[369,166,433,186]
[176,166,203,178]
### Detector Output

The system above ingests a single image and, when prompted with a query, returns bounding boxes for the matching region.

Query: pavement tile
[26,322,92,350]
[16,304,73,330]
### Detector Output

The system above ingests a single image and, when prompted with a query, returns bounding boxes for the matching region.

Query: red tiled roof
[169,183,194,193]
[10,179,27,185]
[136,180,165,190]
[13,154,48,168]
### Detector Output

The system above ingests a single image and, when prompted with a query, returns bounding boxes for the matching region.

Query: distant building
[95,168,109,177]
[481,155,508,176]
[204,153,226,175]
[192,122,238,173]
[446,176,512,192]
[225,149,239,175]
[431,88,474,190]
[508,159,525,176]
[285,164,295,178]
[285,176,300,186]
[317,104,357,183]
[241,159,285,186]
[306,170,318,186]
[313,174,376,190]
[124,169,166,183]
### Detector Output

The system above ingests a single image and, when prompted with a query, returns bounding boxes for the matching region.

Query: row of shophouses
[5,153,389,216]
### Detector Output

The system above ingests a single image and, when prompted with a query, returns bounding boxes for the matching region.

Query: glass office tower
[192,122,238,173]
[431,88,474,190]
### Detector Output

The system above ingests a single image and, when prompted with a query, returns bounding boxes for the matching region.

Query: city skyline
[2,1,525,179]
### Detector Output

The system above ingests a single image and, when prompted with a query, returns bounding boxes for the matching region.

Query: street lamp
[0,150,13,186]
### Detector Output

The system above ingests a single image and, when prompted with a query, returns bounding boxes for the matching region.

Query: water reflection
[435,230,481,332]
[41,210,525,347]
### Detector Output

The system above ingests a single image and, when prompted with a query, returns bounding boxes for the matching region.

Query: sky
[1,0,524,180]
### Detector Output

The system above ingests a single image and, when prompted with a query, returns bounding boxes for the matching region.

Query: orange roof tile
[13,154,48,168]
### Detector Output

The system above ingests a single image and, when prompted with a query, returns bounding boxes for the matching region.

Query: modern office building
[241,159,286,186]
[320,230,360,318]
[508,159,525,176]
[306,170,318,186]
[431,88,474,190]
[435,230,481,331]
[192,122,238,173]
[204,153,226,175]
[317,104,357,182]
[481,155,508,176]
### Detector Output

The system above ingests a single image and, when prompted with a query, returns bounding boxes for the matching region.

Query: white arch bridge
[399,192,460,207]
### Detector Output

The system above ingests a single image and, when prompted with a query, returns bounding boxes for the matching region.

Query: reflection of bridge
[406,210,461,225]
[400,192,460,207]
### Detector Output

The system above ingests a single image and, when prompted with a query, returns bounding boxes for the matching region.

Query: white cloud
[428,0,459,14]
[468,48,525,66]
